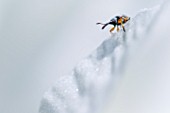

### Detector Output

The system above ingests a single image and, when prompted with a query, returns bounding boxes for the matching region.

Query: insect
[96,15,130,32]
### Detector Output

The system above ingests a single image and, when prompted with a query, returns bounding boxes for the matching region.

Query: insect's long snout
[96,22,110,30]
[96,22,104,25]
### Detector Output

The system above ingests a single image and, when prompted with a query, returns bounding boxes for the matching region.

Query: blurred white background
[0,0,164,113]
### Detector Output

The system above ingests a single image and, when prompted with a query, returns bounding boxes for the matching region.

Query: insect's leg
[110,26,115,32]
[121,23,126,32]
[117,25,120,32]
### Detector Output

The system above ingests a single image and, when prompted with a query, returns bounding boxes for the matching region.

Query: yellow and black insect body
[97,15,130,33]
